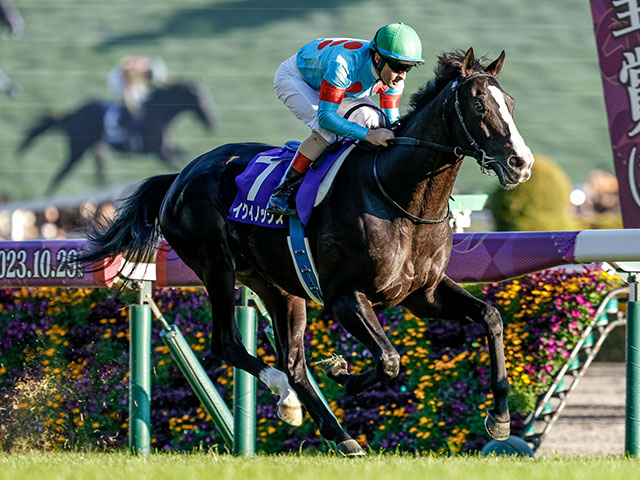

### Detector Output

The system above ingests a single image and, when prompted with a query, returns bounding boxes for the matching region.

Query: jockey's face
[374,53,408,89]
[381,63,407,89]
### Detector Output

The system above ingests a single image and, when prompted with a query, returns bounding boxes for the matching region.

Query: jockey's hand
[365,128,395,147]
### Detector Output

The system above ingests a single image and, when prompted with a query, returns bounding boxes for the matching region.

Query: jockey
[107,55,168,117]
[267,22,424,216]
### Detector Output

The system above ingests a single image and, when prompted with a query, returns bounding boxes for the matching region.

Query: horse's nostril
[508,156,525,170]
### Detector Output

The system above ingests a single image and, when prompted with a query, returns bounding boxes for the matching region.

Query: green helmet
[371,23,424,66]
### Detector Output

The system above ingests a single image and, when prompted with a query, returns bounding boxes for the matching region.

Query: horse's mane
[399,50,489,126]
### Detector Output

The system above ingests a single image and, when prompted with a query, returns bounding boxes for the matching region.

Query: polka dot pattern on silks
[316,40,364,50]
[344,41,364,49]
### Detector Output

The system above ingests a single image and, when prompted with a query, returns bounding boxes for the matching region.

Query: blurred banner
[591,0,640,227]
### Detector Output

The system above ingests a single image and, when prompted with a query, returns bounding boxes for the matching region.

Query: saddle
[228,139,357,228]
[103,104,143,151]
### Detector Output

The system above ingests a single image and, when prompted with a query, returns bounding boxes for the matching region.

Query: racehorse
[78,48,534,455]
[17,82,216,194]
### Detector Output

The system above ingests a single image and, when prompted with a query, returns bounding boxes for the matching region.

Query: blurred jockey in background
[108,55,168,115]
[105,55,167,147]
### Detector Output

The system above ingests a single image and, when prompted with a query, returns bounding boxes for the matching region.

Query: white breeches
[273,55,385,142]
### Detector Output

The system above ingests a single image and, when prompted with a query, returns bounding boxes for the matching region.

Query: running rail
[1,229,639,287]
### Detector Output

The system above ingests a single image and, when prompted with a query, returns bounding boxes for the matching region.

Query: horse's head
[446,48,534,189]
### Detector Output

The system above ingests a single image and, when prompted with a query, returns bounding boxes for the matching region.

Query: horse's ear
[460,48,475,77]
[485,50,506,77]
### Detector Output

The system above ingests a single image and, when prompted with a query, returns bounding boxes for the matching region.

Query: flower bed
[0,266,622,453]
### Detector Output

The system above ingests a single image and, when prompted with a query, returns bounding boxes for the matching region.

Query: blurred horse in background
[0,0,25,97]
[17,82,216,194]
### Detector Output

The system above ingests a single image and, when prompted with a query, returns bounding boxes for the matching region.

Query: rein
[373,73,499,224]
[372,148,452,224]
[449,74,500,176]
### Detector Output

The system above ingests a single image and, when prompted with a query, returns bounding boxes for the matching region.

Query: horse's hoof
[313,354,348,376]
[336,439,365,457]
[484,412,510,440]
[277,402,303,427]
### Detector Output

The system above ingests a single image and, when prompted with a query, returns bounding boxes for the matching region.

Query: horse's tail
[78,173,178,269]
[16,114,63,154]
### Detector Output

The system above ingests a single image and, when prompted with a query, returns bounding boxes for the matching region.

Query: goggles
[386,59,414,73]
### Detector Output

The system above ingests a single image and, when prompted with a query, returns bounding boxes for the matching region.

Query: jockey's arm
[317,81,396,146]
[368,86,403,146]
[379,87,402,124]
[317,80,369,141]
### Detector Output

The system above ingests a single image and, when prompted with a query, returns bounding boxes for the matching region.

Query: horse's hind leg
[242,277,363,455]
[323,291,401,396]
[402,275,511,440]
[161,211,293,411]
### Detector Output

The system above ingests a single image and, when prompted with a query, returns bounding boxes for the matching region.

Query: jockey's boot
[267,132,329,216]
[267,164,305,216]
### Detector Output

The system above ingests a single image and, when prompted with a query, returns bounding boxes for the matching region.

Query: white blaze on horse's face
[488,85,535,183]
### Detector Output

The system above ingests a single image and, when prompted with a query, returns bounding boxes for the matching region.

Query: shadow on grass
[95,0,365,51]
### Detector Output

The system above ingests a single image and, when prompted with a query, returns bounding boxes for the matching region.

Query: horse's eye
[473,101,484,112]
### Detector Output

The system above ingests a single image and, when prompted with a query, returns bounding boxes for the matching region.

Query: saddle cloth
[102,104,142,151]
[228,140,356,227]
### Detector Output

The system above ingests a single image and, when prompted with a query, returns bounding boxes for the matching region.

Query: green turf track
[0,452,639,480]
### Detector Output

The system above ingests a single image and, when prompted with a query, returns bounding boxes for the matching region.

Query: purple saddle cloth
[228,140,355,227]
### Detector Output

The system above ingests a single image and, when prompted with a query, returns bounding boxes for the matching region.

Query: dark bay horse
[17,82,216,194]
[79,49,534,455]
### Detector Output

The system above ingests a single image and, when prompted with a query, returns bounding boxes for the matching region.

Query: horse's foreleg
[237,277,302,427]
[327,292,401,396]
[241,278,362,455]
[93,144,108,186]
[47,139,92,194]
[403,276,511,440]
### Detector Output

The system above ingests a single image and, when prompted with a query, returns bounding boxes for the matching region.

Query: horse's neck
[382,102,461,220]
[145,91,179,123]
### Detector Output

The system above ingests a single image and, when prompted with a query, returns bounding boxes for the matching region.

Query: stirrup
[267,198,297,217]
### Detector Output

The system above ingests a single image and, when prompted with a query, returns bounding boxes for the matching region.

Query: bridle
[373,72,501,224]
[446,73,500,175]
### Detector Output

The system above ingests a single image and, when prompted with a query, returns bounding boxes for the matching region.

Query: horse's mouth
[491,162,520,190]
